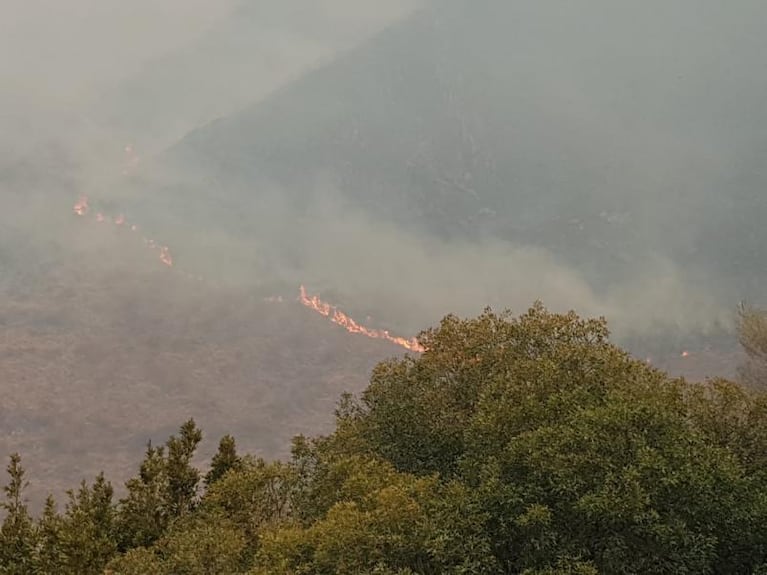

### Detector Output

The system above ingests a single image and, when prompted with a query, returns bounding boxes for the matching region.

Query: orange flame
[159,246,173,267]
[72,175,421,354]
[299,285,424,352]
[72,195,174,269]
[73,195,89,216]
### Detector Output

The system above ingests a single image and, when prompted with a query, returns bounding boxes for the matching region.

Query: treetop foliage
[738,303,767,389]
[3,303,767,574]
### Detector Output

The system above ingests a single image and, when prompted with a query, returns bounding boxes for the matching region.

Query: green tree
[117,441,170,550]
[56,473,118,575]
[32,495,64,574]
[521,557,598,575]
[105,547,164,575]
[165,418,203,518]
[6,305,767,574]
[0,454,36,575]
[325,304,767,573]
[254,455,495,575]
[117,419,203,550]
[737,302,767,388]
[160,516,248,575]
[107,517,249,575]
[204,434,243,487]
[686,378,767,474]
[349,305,628,477]
[204,457,292,539]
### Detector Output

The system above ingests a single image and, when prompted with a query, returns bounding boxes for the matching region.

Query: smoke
[0,0,421,162]
[0,1,234,159]
[4,0,763,345]
[6,0,767,508]
[231,185,733,340]
[81,165,730,343]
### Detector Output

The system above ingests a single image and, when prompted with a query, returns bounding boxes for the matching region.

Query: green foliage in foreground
[3,303,767,574]
[738,303,767,390]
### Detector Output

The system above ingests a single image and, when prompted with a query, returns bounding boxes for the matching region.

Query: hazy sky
[0,1,234,97]
[0,0,421,159]
[0,2,226,146]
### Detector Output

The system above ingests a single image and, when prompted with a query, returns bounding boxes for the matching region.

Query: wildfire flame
[70,188,703,359]
[71,158,422,352]
[72,196,173,268]
[299,285,424,352]
[159,246,173,267]
[73,195,89,216]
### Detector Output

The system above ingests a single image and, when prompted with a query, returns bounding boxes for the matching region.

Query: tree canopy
[737,302,767,390]
[2,304,767,574]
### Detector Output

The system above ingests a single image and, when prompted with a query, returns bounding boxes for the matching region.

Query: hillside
[0,185,740,507]
[3,0,762,507]
[88,0,420,153]
[157,0,767,296]
[83,0,762,345]
[3,296,765,574]
[1,198,406,505]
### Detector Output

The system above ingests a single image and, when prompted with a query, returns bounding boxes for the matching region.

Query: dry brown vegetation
[0,210,740,508]
[1,217,401,507]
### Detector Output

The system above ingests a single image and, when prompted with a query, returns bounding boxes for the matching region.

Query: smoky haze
[1,0,764,502]
[111,0,763,340]
[5,0,766,351]
[6,0,767,344]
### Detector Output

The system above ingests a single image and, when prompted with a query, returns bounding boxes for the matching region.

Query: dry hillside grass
[1,216,401,506]
[0,209,740,508]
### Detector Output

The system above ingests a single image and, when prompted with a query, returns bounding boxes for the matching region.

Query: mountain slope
[126,0,767,338]
[0,193,404,506]
[163,0,767,269]
[88,0,421,153]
